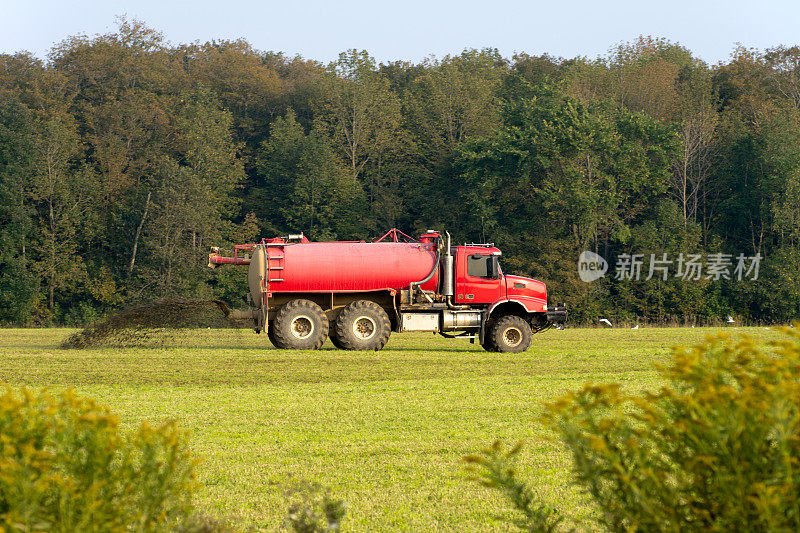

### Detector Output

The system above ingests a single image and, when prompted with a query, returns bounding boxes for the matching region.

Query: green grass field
[0,326,780,531]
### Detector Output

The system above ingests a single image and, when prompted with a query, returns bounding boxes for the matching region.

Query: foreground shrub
[469,325,800,531]
[283,480,347,532]
[465,441,562,533]
[175,514,241,533]
[0,387,198,532]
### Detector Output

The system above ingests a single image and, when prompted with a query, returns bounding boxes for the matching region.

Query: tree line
[1,18,798,325]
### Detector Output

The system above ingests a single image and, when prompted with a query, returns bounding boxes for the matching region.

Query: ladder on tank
[265,243,285,286]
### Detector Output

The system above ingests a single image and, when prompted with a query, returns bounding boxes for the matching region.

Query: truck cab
[455,245,546,310]
[442,244,559,352]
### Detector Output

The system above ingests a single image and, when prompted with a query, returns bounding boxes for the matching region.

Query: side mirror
[492,257,502,279]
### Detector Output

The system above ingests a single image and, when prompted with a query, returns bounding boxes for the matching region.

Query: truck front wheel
[273,299,328,350]
[490,315,532,353]
[334,300,391,351]
[481,318,499,352]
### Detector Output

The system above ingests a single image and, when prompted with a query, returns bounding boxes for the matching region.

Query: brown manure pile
[61,299,240,348]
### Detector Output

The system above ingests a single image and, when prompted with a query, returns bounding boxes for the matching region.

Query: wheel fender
[483,300,524,345]
[487,298,543,318]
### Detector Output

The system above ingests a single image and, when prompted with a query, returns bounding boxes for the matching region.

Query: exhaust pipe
[443,231,465,309]
[442,231,454,297]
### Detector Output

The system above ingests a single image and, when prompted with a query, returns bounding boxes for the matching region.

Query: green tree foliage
[181,39,282,150]
[29,111,95,320]
[469,326,800,531]
[315,50,402,182]
[139,90,244,296]
[0,97,38,324]
[407,49,504,159]
[454,80,679,318]
[313,50,411,229]
[254,110,363,239]
[615,201,712,322]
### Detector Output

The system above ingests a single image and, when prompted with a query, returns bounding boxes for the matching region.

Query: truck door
[456,250,504,304]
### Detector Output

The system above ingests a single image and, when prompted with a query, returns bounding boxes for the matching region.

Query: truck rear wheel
[267,321,286,348]
[334,300,391,351]
[490,315,532,353]
[273,299,328,350]
[328,321,347,349]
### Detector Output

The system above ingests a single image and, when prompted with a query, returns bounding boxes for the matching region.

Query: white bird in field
[631,324,639,330]
[599,318,613,328]
[727,315,735,324]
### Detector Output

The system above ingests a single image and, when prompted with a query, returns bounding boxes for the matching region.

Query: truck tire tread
[273,299,328,350]
[334,300,391,351]
[329,322,347,349]
[481,318,499,352]
[490,315,532,353]
[267,321,287,348]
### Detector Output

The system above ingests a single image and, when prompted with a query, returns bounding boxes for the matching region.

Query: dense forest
[1,18,798,325]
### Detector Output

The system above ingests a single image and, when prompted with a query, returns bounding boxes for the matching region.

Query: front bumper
[546,304,567,323]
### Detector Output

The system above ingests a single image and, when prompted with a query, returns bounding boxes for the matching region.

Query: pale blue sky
[1,0,798,64]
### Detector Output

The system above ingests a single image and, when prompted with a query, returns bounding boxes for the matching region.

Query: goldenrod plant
[283,480,347,533]
[0,387,198,532]
[465,441,562,533]
[469,324,800,531]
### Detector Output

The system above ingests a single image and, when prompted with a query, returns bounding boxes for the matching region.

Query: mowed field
[0,326,781,531]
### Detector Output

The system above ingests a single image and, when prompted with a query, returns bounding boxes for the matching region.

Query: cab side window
[467,254,494,278]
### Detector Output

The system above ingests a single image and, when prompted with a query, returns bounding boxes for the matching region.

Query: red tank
[275,242,439,293]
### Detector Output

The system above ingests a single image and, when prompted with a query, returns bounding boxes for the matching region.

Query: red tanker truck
[208,228,566,352]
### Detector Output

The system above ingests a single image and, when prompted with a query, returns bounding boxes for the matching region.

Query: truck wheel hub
[290,316,315,339]
[353,317,376,340]
[503,327,522,348]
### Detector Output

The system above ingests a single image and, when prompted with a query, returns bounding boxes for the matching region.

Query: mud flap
[478,310,488,344]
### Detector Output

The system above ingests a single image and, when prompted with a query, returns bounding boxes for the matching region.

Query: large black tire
[267,321,287,348]
[481,318,499,352]
[480,340,499,352]
[334,300,391,351]
[328,321,347,349]
[490,315,532,353]
[273,299,328,350]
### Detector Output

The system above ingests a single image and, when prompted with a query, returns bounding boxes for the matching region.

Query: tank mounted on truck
[208,228,566,352]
